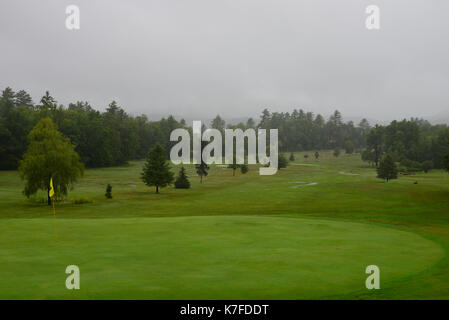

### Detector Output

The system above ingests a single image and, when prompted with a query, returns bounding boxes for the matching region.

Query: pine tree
[227,155,241,176]
[444,148,449,173]
[196,161,209,183]
[175,166,190,189]
[344,141,354,154]
[105,184,112,198]
[141,143,174,193]
[333,148,341,158]
[377,154,398,182]
[314,151,320,161]
[278,153,288,169]
[421,160,433,173]
[1,87,15,102]
[289,153,295,161]
[14,90,34,108]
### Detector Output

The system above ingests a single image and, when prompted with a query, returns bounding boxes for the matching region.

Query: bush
[421,160,433,173]
[241,164,249,174]
[333,148,341,157]
[344,141,354,154]
[401,159,422,172]
[175,166,191,189]
[377,154,398,182]
[105,184,112,199]
[278,154,288,169]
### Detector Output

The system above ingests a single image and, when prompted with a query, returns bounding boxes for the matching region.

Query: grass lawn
[0,151,448,299]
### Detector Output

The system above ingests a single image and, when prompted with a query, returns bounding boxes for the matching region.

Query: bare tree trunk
[156,185,159,193]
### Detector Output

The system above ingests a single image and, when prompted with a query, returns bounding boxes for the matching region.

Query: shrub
[175,166,191,189]
[278,153,288,169]
[105,184,112,199]
[421,160,433,173]
[344,141,354,154]
[333,148,341,157]
[401,159,422,172]
[377,154,398,182]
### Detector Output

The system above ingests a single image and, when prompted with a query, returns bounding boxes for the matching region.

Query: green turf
[0,151,448,299]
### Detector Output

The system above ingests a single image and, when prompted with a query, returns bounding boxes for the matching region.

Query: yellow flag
[49,178,55,198]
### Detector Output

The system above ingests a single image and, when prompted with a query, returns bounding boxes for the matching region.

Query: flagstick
[52,197,58,241]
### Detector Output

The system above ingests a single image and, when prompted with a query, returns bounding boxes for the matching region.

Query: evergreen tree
[314,151,320,161]
[1,87,15,102]
[175,166,190,189]
[18,118,84,205]
[362,149,376,167]
[227,155,240,176]
[195,161,209,183]
[344,141,354,154]
[40,91,58,112]
[444,150,449,173]
[105,184,112,198]
[246,118,255,128]
[14,90,34,108]
[421,160,433,173]
[333,147,341,158]
[366,125,384,167]
[278,153,288,169]
[211,115,225,132]
[141,143,174,193]
[289,153,295,161]
[240,164,249,174]
[377,154,398,182]
[0,97,36,169]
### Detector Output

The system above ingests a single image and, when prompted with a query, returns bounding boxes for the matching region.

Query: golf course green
[0,151,448,299]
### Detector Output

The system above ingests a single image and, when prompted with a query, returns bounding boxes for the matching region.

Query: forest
[1,86,449,172]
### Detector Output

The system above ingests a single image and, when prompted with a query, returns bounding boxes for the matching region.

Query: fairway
[0,216,443,299]
[1,151,449,299]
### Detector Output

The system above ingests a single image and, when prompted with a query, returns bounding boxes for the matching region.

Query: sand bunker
[291,182,318,188]
[338,171,360,176]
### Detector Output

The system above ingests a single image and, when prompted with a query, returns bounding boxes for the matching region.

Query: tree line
[363,120,449,172]
[209,110,370,153]
[1,86,449,174]
[0,87,184,170]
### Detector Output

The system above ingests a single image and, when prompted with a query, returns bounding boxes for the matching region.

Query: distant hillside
[429,111,449,125]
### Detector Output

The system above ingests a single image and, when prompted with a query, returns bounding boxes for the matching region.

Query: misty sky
[1,0,448,121]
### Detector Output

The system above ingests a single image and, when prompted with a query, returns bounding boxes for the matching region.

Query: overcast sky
[1,0,448,121]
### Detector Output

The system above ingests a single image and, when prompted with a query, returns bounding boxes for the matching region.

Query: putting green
[0,215,444,299]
